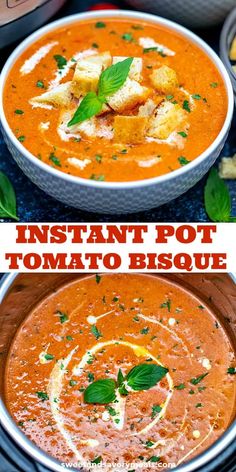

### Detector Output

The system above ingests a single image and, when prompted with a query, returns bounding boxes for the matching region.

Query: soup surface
[4,18,227,182]
[5,274,236,470]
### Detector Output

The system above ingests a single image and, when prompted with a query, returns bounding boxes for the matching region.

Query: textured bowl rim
[0,272,235,472]
[0,9,234,190]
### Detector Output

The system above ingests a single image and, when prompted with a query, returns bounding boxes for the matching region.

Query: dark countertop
[0,0,235,223]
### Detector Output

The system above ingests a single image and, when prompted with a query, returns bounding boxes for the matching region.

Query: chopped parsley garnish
[91,325,102,340]
[95,21,106,28]
[36,391,49,401]
[122,33,134,42]
[90,174,105,181]
[113,296,119,302]
[95,274,101,284]
[160,299,171,312]
[151,405,162,418]
[174,383,185,390]
[133,316,140,322]
[92,43,99,48]
[88,372,95,383]
[49,152,61,167]
[131,24,144,30]
[143,47,166,57]
[178,156,190,166]
[106,406,117,416]
[120,149,127,154]
[147,456,160,463]
[195,403,203,408]
[178,131,187,138]
[192,94,201,100]
[95,154,102,163]
[183,100,191,112]
[69,379,77,386]
[145,440,154,448]
[44,353,54,360]
[66,335,73,341]
[140,327,149,335]
[198,305,205,310]
[53,54,67,69]
[210,82,218,88]
[57,310,68,324]
[189,389,195,394]
[18,135,25,142]
[190,373,208,385]
[227,367,236,375]
[36,80,45,88]
[15,109,24,115]
[91,456,102,464]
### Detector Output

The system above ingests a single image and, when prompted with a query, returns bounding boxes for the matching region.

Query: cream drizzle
[20,42,58,75]
[49,49,96,89]
[138,37,175,56]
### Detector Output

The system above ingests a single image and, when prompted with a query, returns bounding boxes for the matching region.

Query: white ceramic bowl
[0,10,234,214]
[125,0,236,28]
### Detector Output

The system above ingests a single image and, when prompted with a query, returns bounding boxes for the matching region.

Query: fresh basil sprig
[204,168,236,222]
[68,57,133,127]
[0,171,18,220]
[83,363,168,404]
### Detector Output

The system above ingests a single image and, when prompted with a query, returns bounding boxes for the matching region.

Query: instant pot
[0,273,236,472]
[0,0,67,48]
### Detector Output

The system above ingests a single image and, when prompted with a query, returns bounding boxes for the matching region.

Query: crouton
[71,52,112,97]
[114,115,148,144]
[150,65,179,94]
[147,101,187,139]
[31,81,72,107]
[107,78,149,113]
[219,155,236,179]
[230,37,236,60]
[138,99,157,117]
[113,56,143,81]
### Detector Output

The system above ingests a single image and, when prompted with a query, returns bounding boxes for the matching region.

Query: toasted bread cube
[150,65,179,94]
[113,56,143,82]
[219,155,236,179]
[147,101,186,139]
[138,98,157,117]
[107,78,149,113]
[31,81,72,107]
[114,115,148,144]
[230,37,236,60]
[72,52,112,97]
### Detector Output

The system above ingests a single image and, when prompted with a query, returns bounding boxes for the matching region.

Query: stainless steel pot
[0,0,67,48]
[0,273,236,472]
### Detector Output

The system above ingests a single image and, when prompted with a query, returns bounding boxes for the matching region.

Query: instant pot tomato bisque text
[5,274,236,470]
[4,18,227,182]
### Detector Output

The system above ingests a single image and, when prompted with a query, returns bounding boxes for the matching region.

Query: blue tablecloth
[1,0,235,222]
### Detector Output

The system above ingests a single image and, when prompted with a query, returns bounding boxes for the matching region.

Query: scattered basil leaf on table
[83,363,168,404]
[68,58,133,126]
[0,171,18,220]
[204,168,236,222]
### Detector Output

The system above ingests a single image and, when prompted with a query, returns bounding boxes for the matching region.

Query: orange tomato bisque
[3,18,227,182]
[5,274,236,471]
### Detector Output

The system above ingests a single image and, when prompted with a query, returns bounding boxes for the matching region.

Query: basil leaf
[126,363,168,391]
[204,168,231,222]
[0,171,18,220]
[98,57,133,99]
[68,92,103,127]
[84,379,117,404]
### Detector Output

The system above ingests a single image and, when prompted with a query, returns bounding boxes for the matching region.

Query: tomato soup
[4,18,227,182]
[5,274,236,470]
